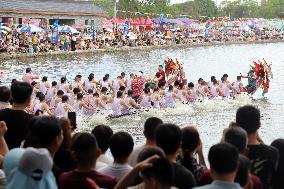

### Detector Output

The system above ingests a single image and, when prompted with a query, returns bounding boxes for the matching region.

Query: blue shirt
[193,180,242,189]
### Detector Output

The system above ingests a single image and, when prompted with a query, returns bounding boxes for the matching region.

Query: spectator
[98,131,134,181]
[54,118,76,172]
[115,154,177,189]
[155,123,196,189]
[236,105,279,189]
[24,116,63,181]
[3,147,57,189]
[0,81,33,149]
[58,133,117,189]
[0,86,11,110]
[91,125,114,169]
[271,139,284,189]
[128,117,163,166]
[193,143,241,189]
[200,127,263,189]
[180,126,207,183]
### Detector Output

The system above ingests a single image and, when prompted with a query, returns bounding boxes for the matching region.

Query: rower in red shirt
[154,65,166,87]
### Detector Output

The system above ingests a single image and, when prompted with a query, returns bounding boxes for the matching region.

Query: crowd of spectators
[0,81,282,189]
[0,26,283,54]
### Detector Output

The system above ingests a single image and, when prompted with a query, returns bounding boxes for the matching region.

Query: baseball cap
[18,148,53,180]
[3,148,57,189]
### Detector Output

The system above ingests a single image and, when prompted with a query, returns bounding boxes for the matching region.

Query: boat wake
[76,93,253,132]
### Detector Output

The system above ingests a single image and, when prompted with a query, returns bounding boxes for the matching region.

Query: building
[0,0,108,27]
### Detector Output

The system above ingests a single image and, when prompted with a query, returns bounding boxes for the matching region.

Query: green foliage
[93,0,284,19]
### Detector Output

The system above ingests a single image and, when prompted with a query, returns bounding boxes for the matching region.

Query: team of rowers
[20,65,253,118]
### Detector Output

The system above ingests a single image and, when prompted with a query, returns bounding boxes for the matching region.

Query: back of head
[236,105,260,134]
[62,95,69,103]
[77,93,83,100]
[117,91,123,98]
[71,133,98,165]
[209,143,239,175]
[168,85,173,91]
[57,90,64,96]
[224,127,248,153]
[42,76,48,82]
[101,87,108,93]
[155,123,182,155]
[25,116,61,149]
[61,77,66,84]
[188,82,194,88]
[181,126,200,153]
[73,88,80,94]
[110,132,134,160]
[271,138,284,187]
[137,146,165,163]
[235,155,251,188]
[36,92,45,102]
[11,82,33,104]
[51,81,57,87]
[143,117,163,141]
[0,86,11,102]
[142,158,174,188]
[91,125,113,153]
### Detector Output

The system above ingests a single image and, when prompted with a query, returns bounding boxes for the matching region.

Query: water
[1,42,284,157]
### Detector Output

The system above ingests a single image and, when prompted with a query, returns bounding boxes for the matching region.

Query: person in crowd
[236,105,279,189]
[91,125,114,169]
[0,86,11,110]
[155,123,196,189]
[200,126,264,189]
[271,139,284,189]
[3,147,57,189]
[98,131,134,181]
[0,121,9,189]
[58,133,117,189]
[128,117,163,166]
[116,156,176,189]
[0,81,34,149]
[193,143,242,189]
[180,126,207,183]
[54,118,76,172]
[24,116,63,181]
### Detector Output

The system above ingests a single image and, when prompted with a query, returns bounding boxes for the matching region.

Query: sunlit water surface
[1,43,284,158]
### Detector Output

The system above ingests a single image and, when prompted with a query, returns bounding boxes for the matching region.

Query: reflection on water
[2,43,284,153]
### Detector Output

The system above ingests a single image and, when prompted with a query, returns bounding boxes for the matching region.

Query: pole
[113,0,117,32]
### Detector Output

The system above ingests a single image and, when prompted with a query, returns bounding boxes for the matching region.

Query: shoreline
[1,39,283,61]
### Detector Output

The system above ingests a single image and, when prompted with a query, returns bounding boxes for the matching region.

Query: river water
[1,42,284,155]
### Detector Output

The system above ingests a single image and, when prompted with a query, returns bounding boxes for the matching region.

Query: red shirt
[132,77,146,97]
[59,170,117,189]
[156,71,166,83]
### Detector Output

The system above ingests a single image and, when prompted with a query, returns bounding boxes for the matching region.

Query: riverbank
[1,39,283,61]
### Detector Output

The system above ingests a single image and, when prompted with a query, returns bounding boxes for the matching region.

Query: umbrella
[18,25,45,33]
[58,25,79,33]
[0,26,11,32]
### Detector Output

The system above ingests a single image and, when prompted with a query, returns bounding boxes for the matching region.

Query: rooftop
[0,0,107,16]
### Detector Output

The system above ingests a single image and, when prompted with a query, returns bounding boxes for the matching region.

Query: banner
[51,19,59,43]
[159,14,164,28]
[123,20,129,35]
[91,20,95,41]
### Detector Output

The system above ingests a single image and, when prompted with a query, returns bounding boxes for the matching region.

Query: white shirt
[98,163,133,181]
